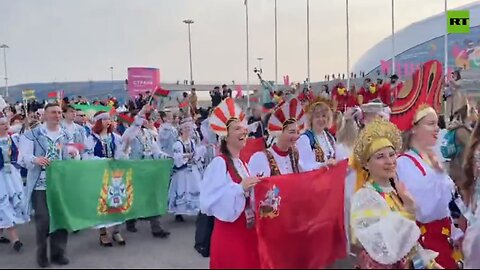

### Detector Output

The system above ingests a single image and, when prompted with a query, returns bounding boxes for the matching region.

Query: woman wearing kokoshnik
[248,98,307,177]
[350,118,441,269]
[0,114,29,252]
[83,110,127,247]
[296,96,337,171]
[396,105,464,269]
[200,97,261,269]
[121,105,171,238]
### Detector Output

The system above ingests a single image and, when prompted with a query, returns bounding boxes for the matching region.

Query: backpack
[304,129,336,150]
[440,129,460,159]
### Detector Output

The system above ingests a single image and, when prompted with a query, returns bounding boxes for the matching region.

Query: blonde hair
[337,116,359,148]
[308,103,333,130]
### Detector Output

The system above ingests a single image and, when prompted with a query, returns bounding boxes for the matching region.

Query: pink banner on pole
[127,67,160,97]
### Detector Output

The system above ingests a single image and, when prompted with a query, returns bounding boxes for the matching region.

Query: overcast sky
[0,0,476,86]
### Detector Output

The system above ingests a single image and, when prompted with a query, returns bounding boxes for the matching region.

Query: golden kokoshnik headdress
[351,118,402,190]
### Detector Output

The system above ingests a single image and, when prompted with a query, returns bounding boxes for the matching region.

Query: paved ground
[0,215,208,269]
[0,215,355,269]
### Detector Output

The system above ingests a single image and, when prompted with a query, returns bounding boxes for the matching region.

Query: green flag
[72,104,112,114]
[46,159,173,232]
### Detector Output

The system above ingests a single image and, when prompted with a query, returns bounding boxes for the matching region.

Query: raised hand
[393,177,416,214]
[240,176,260,191]
[326,158,337,167]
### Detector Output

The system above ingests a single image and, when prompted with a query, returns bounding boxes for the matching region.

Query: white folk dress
[248,145,301,177]
[168,139,202,216]
[0,136,30,229]
[296,130,336,172]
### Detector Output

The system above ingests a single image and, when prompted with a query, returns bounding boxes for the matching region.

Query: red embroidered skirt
[210,213,260,269]
[417,217,457,269]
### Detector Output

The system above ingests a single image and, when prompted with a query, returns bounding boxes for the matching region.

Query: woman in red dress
[200,98,261,269]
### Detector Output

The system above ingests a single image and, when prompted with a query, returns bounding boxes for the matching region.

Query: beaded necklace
[369,181,404,212]
[99,133,113,158]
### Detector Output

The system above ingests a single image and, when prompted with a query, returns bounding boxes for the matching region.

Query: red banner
[255,160,348,269]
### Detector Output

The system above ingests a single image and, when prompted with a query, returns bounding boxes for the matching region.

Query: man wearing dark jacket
[210,86,222,108]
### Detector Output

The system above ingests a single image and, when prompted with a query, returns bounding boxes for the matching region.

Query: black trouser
[194,212,214,251]
[32,191,68,259]
[126,215,163,232]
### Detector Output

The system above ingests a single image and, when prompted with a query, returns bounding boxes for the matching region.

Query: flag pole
[346,0,350,91]
[306,0,311,89]
[274,0,278,92]
[245,0,251,109]
[391,0,395,75]
[444,0,448,119]
[444,0,448,76]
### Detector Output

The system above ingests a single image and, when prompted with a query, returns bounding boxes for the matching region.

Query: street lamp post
[274,0,278,91]
[345,0,351,91]
[183,19,194,85]
[0,44,9,98]
[306,0,311,88]
[257,57,264,72]
[110,66,114,91]
[245,1,251,108]
[391,0,395,75]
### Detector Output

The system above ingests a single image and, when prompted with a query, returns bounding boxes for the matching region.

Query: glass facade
[368,25,480,78]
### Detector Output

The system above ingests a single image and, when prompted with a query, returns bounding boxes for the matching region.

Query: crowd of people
[0,69,479,269]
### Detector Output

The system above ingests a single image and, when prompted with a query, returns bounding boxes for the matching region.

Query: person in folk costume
[189,114,206,170]
[194,109,218,258]
[296,96,337,171]
[248,98,307,177]
[200,97,261,269]
[9,114,24,138]
[332,82,349,112]
[261,102,277,148]
[350,118,441,269]
[0,115,29,252]
[83,110,127,247]
[379,74,404,107]
[121,105,171,238]
[462,121,480,268]
[334,109,359,161]
[199,109,218,167]
[74,109,91,137]
[447,95,473,192]
[157,109,178,157]
[358,78,379,105]
[19,103,79,267]
[168,116,203,222]
[463,220,480,268]
[9,115,27,185]
[346,84,362,108]
[61,105,87,154]
[0,115,23,245]
[396,105,463,269]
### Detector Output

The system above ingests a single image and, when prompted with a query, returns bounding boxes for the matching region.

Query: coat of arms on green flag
[46,159,173,232]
